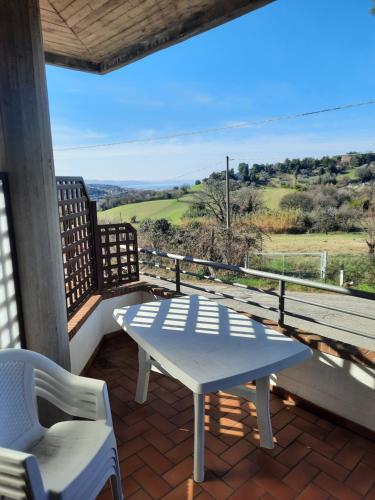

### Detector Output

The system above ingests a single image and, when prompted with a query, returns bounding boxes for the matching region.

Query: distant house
[340,154,353,164]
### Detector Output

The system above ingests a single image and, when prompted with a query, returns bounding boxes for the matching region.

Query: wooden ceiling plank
[44,43,87,56]
[52,0,77,13]
[78,2,161,47]
[43,42,86,57]
[40,0,56,12]
[41,7,68,24]
[43,31,87,49]
[86,8,172,55]
[44,46,86,59]
[42,20,81,37]
[42,21,87,41]
[60,0,91,19]
[74,0,135,34]
[64,4,93,28]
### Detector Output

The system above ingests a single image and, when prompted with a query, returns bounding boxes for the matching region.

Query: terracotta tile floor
[91,334,375,500]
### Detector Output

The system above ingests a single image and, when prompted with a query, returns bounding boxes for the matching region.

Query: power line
[165,160,224,181]
[55,99,375,152]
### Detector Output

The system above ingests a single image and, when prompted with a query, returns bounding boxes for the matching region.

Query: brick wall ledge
[67,281,175,340]
[67,281,374,369]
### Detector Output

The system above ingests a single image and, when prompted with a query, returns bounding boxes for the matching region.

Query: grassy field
[264,232,368,254]
[261,187,294,210]
[98,198,190,224]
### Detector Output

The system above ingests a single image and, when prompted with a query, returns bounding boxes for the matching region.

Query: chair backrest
[0,349,44,451]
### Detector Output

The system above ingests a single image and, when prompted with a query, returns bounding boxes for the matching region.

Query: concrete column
[0,0,70,370]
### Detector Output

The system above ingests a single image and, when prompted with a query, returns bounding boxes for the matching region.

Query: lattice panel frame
[98,223,139,288]
[0,173,25,348]
[57,177,96,317]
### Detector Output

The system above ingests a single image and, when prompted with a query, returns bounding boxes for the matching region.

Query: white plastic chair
[0,348,124,500]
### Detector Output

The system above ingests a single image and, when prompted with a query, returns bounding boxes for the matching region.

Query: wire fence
[246,252,328,281]
[245,251,374,289]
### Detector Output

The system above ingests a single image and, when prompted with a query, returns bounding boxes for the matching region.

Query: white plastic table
[113,295,312,482]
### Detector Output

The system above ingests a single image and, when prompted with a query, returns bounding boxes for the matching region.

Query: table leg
[193,393,205,482]
[135,346,150,404]
[256,375,274,449]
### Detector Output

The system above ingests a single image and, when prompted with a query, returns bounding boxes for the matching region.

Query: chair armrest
[0,448,45,499]
[33,359,113,425]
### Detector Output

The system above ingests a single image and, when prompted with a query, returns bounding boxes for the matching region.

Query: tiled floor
[91,334,375,500]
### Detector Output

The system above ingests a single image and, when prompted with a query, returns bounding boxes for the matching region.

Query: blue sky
[48,0,375,181]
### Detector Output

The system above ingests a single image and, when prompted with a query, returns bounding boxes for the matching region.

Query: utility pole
[226,155,231,230]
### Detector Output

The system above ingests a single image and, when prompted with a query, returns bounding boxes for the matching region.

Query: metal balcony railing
[139,247,375,341]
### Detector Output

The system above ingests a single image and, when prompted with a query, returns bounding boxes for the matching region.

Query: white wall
[0,179,21,349]
[272,350,375,431]
[70,291,156,374]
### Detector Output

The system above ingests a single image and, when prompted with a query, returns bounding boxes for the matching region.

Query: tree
[238,163,250,182]
[235,187,263,214]
[371,1,375,14]
[189,178,249,223]
[174,220,263,266]
[208,168,237,182]
[189,180,229,223]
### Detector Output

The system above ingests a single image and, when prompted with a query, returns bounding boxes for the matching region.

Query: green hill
[98,197,190,224]
[98,184,294,225]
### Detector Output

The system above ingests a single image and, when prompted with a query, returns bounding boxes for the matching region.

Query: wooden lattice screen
[56,177,97,317]
[57,177,139,318]
[97,223,139,288]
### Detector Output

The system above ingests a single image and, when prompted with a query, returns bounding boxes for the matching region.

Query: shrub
[312,207,339,233]
[357,164,375,182]
[280,192,313,211]
[139,218,174,249]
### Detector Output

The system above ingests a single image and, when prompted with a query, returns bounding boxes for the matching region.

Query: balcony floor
[91,334,375,500]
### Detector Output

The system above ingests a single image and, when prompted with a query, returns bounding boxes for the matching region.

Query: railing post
[175,259,181,294]
[278,279,285,327]
[321,251,328,281]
